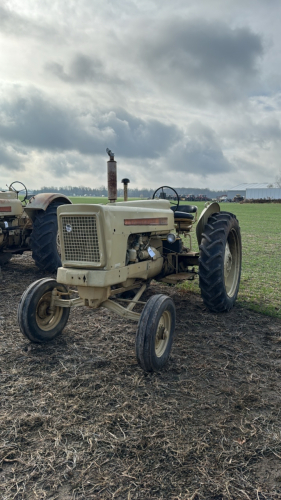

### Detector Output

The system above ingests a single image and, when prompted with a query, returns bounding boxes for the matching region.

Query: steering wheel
[152,186,179,211]
[9,181,28,202]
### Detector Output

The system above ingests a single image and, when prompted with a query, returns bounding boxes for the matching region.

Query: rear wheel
[136,294,176,372]
[18,278,70,342]
[30,202,64,273]
[199,212,242,312]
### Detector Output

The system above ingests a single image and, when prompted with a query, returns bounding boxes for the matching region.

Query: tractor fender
[196,202,220,246]
[24,193,72,221]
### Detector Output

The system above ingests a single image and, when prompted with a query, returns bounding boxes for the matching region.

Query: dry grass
[0,253,281,499]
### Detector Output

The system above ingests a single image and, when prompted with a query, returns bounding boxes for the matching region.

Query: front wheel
[18,278,70,342]
[136,294,176,372]
[198,212,242,312]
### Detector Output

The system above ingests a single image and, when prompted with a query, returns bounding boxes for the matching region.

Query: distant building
[227,183,281,200]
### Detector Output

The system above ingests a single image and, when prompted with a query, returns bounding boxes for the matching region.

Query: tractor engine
[126,233,162,265]
[0,190,31,250]
[56,199,179,304]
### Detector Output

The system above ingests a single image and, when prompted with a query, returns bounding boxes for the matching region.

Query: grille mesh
[61,215,100,263]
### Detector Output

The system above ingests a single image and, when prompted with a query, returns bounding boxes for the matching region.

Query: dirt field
[0,253,281,500]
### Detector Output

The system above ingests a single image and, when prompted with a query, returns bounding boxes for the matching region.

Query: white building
[227,183,281,200]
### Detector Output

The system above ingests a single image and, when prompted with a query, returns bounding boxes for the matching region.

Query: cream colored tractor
[18,152,242,372]
[0,182,71,272]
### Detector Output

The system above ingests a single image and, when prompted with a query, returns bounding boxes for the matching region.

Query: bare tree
[276,171,281,188]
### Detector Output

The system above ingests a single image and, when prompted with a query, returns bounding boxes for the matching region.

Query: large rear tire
[198,212,242,312]
[30,202,63,273]
[18,278,70,343]
[136,294,176,372]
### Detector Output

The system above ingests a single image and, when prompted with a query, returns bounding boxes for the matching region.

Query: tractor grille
[61,215,101,265]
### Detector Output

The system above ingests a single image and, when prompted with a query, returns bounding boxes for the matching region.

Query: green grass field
[184,201,280,319]
[219,202,280,318]
[67,197,280,319]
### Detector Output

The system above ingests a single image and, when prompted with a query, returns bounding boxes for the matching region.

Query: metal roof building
[227,183,281,200]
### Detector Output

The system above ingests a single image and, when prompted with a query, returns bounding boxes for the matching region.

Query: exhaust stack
[106,148,117,203]
[121,178,130,201]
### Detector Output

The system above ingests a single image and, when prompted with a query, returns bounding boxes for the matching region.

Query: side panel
[0,199,23,217]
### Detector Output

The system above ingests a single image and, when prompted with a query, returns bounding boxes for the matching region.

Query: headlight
[167,233,176,244]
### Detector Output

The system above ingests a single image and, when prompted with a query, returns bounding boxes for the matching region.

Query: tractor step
[159,272,196,283]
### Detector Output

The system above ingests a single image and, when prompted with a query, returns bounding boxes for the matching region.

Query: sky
[1,0,281,191]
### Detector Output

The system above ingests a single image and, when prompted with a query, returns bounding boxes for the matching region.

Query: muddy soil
[0,253,281,500]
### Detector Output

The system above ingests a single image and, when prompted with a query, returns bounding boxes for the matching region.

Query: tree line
[31,186,226,198]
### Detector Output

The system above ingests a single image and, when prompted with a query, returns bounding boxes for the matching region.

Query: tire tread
[30,202,63,273]
[198,212,242,312]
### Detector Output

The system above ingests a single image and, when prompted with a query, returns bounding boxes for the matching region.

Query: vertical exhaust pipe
[121,178,130,202]
[106,148,117,203]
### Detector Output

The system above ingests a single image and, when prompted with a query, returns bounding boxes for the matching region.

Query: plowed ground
[0,253,281,500]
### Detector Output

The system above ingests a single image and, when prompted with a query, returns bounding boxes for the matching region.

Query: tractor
[0,182,71,272]
[18,151,242,372]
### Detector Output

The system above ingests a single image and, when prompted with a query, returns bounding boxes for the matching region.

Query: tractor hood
[57,200,175,270]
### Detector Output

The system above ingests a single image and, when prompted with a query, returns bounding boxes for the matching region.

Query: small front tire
[136,294,176,372]
[18,278,70,343]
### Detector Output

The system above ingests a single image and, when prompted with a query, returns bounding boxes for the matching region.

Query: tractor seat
[170,204,198,221]
[173,211,194,220]
[170,204,197,214]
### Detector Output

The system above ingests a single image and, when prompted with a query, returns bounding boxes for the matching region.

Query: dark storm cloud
[0,92,180,160]
[0,94,88,152]
[166,123,231,176]
[179,139,231,174]
[130,18,263,104]
[47,154,93,178]
[100,110,181,158]
[45,54,105,84]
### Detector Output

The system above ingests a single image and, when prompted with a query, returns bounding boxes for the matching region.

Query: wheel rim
[155,310,171,357]
[224,228,241,297]
[36,291,63,331]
